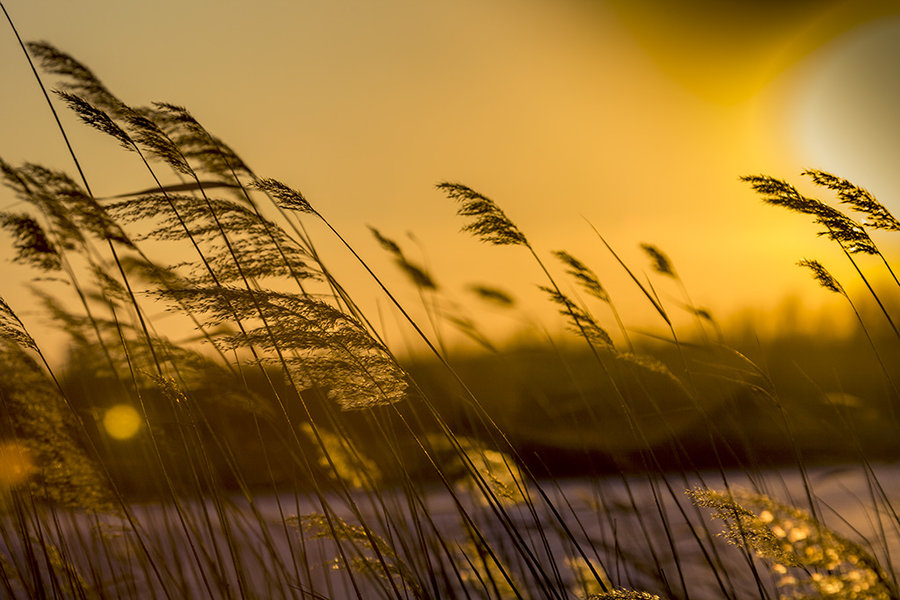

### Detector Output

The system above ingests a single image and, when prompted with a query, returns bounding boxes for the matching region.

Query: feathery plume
[0,213,62,271]
[369,226,401,255]
[154,287,408,409]
[107,193,318,283]
[369,227,437,290]
[540,286,614,348]
[455,437,526,506]
[797,259,844,295]
[446,314,497,352]
[554,250,609,302]
[15,163,133,247]
[251,178,314,213]
[588,592,661,600]
[151,103,252,180]
[0,344,115,511]
[54,91,133,150]
[121,110,193,175]
[26,41,126,116]
[289,513,421,596]
[437,182,527,246]
[690,488,896,600]
[639,244,675,277]
[89,264,129,303]
[804,169,900,231]
[469,284,515,307]
[299,423,381,490]
[1,161,82,249]
[742,175,878,254]
[0,296,37,351]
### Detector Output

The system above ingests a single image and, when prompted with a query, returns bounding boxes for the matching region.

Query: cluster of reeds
[0,17,898,599]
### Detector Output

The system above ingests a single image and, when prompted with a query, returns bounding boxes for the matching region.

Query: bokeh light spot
[103,404,142,440]
[0,440,35,489]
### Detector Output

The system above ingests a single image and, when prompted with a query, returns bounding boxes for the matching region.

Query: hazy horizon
[2,0,900,356]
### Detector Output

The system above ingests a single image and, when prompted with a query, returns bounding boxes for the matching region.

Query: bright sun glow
[103,404,143,440]
[0,440,35,489]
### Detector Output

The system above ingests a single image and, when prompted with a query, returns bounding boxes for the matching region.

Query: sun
[103,404,143,441]
[786,16,900,213]
[0,440,35,489]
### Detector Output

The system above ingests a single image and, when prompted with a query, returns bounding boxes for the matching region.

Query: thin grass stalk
[586,228,772,595]
[67,101,398,597]
[7,29,249,599]
[345,400,514,598]
[385,408,539,599]
[0,549,19,599]
[170,403,252,598]
[252,181,603,597]
[147,122,463,588]
[153,351,301,595]
[440,185,735,596]
[292,216,586,598]
[527,243,722,597]
[309,404,448,598]
[23,494,67,599]
[842,285,899,405]
[640,243,711,343]
[243,394,312,592]
[152,161,411,598]
[106,304,229,600]
[0,296,179,599]
[104,312,233,598]
[11,492,47,599]
[43,504,92,599]
[823,409,898,585]
[837,242,900,339]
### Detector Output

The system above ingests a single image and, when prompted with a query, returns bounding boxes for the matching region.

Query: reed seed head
[554,250,610,302]
[540,285,614,348]
[0,439,35,490]
[27,41,127,116]
[797,259,844,295]
[742,174,878,255]
[369,227,437,290]
[54,91,133,150]
[0,296,37,351]
[468,284,515,307]
[251,178,315,213]
[690,488,893,600]
[437,182,528,246]
[0,213,62,271]
[804,169,900,231]
[639,244,675,277]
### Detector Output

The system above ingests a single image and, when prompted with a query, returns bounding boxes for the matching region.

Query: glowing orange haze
[0,0,898,353]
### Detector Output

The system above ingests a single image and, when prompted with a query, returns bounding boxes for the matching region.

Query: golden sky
[1,0,899,351]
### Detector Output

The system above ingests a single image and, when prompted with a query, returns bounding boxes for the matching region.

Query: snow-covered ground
[3,464,898,599]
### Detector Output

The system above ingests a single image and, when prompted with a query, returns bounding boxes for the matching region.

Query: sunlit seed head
[759,510,774,523]
[779,575,797,587]
[103,404,142,440]
[0,440,35,489]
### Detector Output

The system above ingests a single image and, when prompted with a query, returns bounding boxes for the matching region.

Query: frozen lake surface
[3,464,898,599]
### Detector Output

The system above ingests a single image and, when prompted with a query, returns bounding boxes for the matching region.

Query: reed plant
[0,20,898,600]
